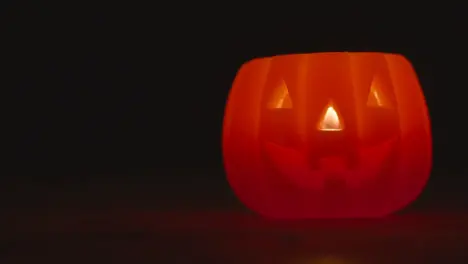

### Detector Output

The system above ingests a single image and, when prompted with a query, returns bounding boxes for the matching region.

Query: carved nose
[306,101,361,171]
[317,102,343,132]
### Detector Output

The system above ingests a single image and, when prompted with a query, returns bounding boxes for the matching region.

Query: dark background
[2,4,468,263]
[1,5,467,211]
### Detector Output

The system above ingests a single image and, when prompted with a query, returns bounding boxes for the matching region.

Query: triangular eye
[366,75,392,108]
[267,79,293,109]
[317,101,344,131]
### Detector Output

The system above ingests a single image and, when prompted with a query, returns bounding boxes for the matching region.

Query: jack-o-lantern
[222,52,432,219]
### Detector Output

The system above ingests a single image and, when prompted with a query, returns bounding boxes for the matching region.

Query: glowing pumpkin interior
[223,52,432,219]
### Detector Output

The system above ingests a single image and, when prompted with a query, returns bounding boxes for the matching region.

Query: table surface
[2,209,468,263]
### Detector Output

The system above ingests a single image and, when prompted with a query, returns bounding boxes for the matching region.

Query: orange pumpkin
[222,52,432,219]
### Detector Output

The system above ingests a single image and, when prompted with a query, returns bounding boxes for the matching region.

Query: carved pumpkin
[222,52,432,219]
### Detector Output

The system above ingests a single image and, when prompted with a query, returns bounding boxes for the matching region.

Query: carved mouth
[263,136,398,190]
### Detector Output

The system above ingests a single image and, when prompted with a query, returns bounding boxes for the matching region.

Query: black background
[1,5,467,211]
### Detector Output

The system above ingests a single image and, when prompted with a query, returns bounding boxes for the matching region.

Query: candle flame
[318,104,343,131]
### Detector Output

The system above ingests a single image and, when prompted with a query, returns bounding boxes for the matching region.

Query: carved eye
[267,79,292,109]
[262,79,298,147]
[366,74,394,109]
[361,73,399,144]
